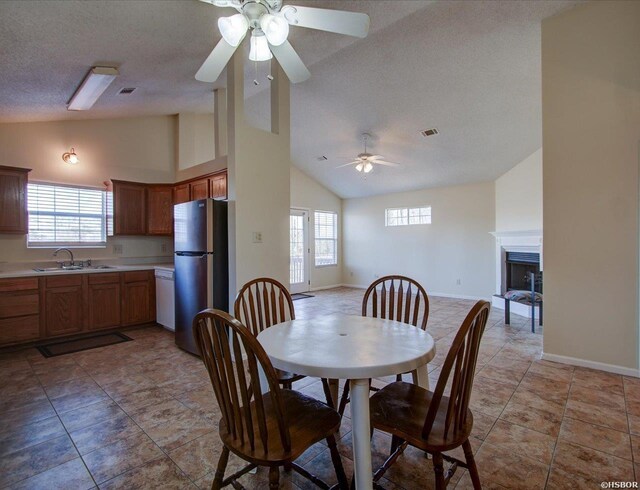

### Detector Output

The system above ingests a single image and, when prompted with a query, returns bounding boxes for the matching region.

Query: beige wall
[0,116,176,263]
[342,181,496,298]
[290,166,343,289]
[495,148,542,232]
[542,1,640,372]
[227,55,291,298]
[177,113,216,171]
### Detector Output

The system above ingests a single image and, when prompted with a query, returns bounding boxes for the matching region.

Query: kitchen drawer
[0,277,38,292]
[89,272,121,285]
[123,270,150,283]
[0,291,39,318]
[46,275,82,288]
[0,315,40,345]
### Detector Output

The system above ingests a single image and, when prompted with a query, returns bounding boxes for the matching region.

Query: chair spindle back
[193,309,291,454]
[422,300,490,439]
[234,278,295,337]
[362,275,429,329]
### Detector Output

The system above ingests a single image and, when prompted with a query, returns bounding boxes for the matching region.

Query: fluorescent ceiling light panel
[68,67,119,111]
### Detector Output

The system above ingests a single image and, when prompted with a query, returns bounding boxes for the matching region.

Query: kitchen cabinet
[0,277,41,345]
[209,172,227,200]
[87,273,121,330]
[44,275,84,337]
[189,178,209,201]
[0,166,30,234]
[147,185,173,235]
[121,271,155,326]
[173,184,190,205]
[112,180,147,235]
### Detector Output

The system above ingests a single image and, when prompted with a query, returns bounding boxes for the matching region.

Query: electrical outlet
[350,271,354,277]
[252,232,263,243]
[161,242,168,253]
[113,244,123,255]
[456,278,461,285]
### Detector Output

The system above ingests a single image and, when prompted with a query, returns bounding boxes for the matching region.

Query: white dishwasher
[155,268,175,331]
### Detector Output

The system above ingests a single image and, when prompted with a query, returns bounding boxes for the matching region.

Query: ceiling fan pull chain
[253,58,259,86]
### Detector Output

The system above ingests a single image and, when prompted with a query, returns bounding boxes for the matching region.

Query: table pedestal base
[350,378,373,490]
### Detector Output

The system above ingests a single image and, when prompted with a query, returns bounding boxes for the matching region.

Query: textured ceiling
[0,0,579,198]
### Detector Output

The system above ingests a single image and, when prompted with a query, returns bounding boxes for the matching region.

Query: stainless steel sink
[33,265,116,272]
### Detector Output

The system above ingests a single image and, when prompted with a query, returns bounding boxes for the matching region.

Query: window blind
[314,210,337,266]
[27,182,107,247]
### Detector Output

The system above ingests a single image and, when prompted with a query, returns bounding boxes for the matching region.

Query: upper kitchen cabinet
[112,180,146,235]
[0,166,30,234]
[209,172,228,200]
[189,178,209,201]
[173,183,190,205]
[147,185,173,236]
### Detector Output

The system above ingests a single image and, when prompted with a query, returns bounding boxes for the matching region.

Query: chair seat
[370,381,473,452]
[221,389,341,465]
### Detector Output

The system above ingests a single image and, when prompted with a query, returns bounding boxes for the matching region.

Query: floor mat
[291,293,315,301]
[37,332,133,358]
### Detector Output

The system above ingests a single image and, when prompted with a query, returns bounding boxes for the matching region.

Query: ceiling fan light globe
[260,14,289,46]
[218,14,249,47]
[355,163,364,172]
[364,162,373,173]
[249,33,273,61]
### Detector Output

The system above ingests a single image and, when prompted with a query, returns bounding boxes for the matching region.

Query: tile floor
[0,287,637,489]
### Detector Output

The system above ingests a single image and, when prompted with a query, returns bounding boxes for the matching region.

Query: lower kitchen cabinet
[88,273,121,330]
[121,271,155,326]
[0,270,157,347]
[45,285,84,337]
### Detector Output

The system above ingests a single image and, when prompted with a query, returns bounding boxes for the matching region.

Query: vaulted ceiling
[0,0,578,198]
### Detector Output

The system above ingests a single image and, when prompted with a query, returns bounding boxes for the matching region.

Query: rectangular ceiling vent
[118,87,137,95]
[316,155,328,162]
[420,128,439,137]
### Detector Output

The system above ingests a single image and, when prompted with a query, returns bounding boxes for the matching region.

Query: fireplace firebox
[505,252,541,293]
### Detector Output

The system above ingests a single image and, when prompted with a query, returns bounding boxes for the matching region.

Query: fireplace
[490,230,543,319]
[505,252,541,293]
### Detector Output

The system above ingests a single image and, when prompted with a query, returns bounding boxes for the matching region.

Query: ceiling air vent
[316,156,328,162]
[118,87,137,95]
[420,128,439,137]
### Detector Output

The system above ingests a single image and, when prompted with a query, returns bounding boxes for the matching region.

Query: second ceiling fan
[337,133,400,173]
[196,0,370,84]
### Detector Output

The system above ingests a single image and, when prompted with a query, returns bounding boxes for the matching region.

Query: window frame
[314,210,338,268]
[385,206,432,227]
[26,181,108,249]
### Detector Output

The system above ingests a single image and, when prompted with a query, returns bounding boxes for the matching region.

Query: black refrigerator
[174,199,228,355]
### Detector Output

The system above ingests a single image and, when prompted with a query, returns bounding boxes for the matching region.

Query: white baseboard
[339,284,489,301]
[541,352,640,378]
[309,284,347,292]
[429,292,491,301]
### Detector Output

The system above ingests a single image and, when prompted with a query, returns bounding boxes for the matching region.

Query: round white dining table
[257,314,436,490]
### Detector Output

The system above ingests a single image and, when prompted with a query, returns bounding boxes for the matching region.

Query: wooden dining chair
[368,300,490,490]
[234,277,334,405]
[338,275,430,415]
[193,309,349,490]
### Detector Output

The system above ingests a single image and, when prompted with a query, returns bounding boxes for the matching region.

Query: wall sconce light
[62,148,79,165]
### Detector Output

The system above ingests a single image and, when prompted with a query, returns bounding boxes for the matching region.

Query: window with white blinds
[314,210,337,267]
[27,182,107,247]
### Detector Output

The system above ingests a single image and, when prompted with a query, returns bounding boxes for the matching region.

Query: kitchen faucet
[53,248,74,267]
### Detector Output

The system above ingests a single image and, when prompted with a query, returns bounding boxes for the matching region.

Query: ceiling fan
[337,133,400,173]
[196,0,370,84]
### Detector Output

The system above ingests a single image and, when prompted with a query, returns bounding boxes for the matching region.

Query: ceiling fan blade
[269,41,310,83]
[198,0,241,8]
[282,5,370,39]
[375,161,401,167]
[336,161,360,168]
[195,38,239,82]
[368,155,385,161]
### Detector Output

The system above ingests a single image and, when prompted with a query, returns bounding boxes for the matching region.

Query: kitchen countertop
[0,263,174,280]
